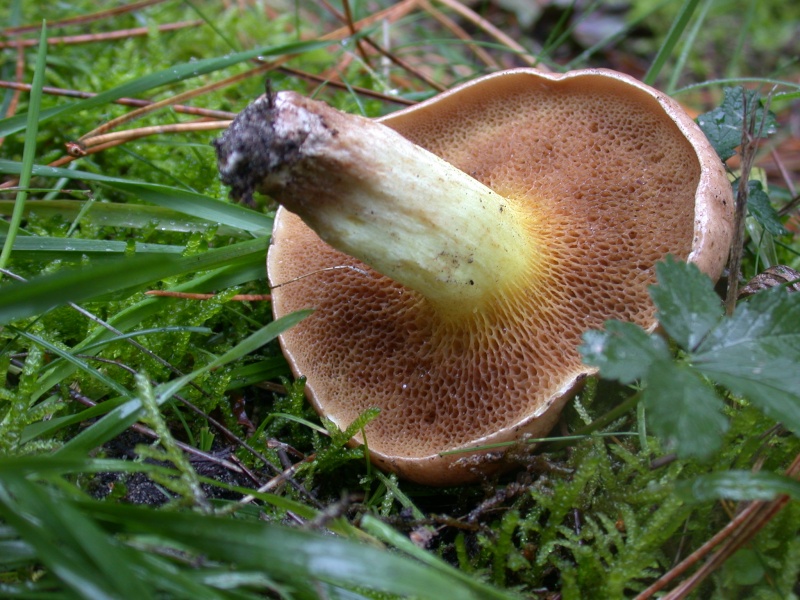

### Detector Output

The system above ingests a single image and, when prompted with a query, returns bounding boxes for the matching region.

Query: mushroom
[214,68,734,486]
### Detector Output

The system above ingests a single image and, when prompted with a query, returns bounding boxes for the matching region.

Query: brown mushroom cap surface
[267,68,733,485]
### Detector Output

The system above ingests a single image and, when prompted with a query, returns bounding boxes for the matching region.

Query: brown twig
[316,0,445,92]
[0,41,26,149]
[0,20,203,49]
[318,0,372,67]
[418,0,500,69]
[276,66,416,105]
[433,0,542,68]
[1,0,168,35]
[725,91,775,315]
[636,452,800,599]
[0,81,236,119]
[80,120,229,149]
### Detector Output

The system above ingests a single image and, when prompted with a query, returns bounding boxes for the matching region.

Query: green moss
[1,2,798,597]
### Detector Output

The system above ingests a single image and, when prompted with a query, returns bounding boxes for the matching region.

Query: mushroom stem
[215,91,541,315]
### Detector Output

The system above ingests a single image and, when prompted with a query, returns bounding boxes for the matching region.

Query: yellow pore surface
[268,71,699,459]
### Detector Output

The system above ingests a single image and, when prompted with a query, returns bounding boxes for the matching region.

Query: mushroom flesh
[214,68,734,486]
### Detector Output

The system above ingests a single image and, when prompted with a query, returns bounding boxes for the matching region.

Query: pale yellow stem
[215,92,537,314]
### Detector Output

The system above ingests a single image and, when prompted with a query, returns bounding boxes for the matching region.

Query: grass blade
[57,310,310,454]
[84,502,517,600]
[0,474,154,600]
[0,22,47,275]
[0,200,251,236]
[0,237,269,325]
[0,236,185,255]
[643,0,702,86]
[0,161,273,234]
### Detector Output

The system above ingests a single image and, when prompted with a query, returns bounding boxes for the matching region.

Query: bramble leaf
[692,288,800,437]
[676,470,800,503]
[650,257,724,351]
[582,253,800,462]
[746,179,788,236]
[643,359,728,460]
[696,87,777,162]
[580,321,671,384]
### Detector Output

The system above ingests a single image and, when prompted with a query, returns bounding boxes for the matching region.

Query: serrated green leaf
[643,358,728,460]
[747,179,788,236]
[676,470,800,503]
[580,321,672,384]
[650,257,724,351]
[696,87,778,161]
[693,288,800,436]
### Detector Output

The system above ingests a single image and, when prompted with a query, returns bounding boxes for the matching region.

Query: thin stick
[2,0,168,35]
[0,21,202,49]
[725,91,775,314]
[80,121,229,149]
[317,0,445,91]
[0,81,236,119]
[276,66,415,105]
[433,0,541,67]
[636,452,800,599]
[418,0,500,69]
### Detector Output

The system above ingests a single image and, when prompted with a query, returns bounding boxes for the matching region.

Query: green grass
[1,1,799,598]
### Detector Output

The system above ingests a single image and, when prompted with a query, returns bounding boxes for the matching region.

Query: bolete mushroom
[214,68,733,486]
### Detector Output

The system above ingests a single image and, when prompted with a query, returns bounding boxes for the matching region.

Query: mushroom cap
[267,68,733,486]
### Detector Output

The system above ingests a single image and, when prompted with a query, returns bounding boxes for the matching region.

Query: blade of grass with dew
[0,236,186,256]
[0,161,273,234]
[29,249,268,402]
[0,473,155,600]
[82,501,519,600]
[57,310,310,455]
[361,515,520,600]
[674,78,800,97]
[0,236,269,325]
[643,0,702,86]
[79,326,212,353]
[7,325,133,398]
[20,397,127,445]
[0,38,335,139]
[0,461,240,599]
[666,0,713,94]
[226,357,289,389]
[1,199,252,236]
[0,22,47,276]
[0,199,250,237]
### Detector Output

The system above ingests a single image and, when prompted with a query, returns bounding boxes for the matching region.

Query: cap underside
[268,70,700,467]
